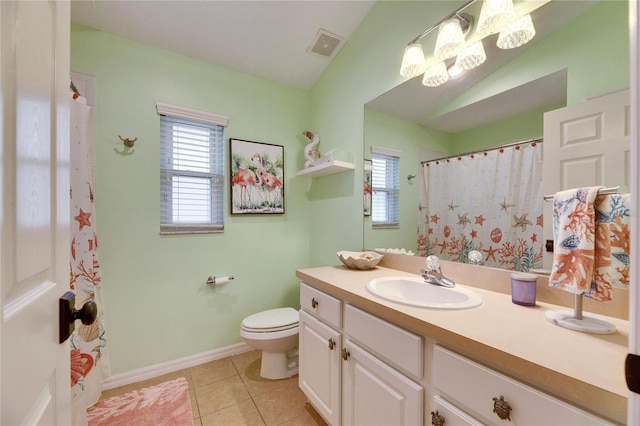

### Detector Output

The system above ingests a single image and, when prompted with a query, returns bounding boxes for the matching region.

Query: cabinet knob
[328,338,335,350]
[492,395,512,421]
[430,410,445,426]
[341,348,350,361]
[311,297,319,308]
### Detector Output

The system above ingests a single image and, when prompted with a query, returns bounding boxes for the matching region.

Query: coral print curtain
[417,141,544,271]
[69,87,110,416]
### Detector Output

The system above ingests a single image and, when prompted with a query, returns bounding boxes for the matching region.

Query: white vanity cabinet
[342,305,424,426]
[299,283,424,426]
[433,346,612,425]
[299,283,342,425]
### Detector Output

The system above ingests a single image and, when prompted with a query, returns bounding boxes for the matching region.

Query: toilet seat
[241,307,298,333]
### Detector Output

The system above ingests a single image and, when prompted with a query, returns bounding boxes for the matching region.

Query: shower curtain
[69,88,110,420]
[417,141,544,271]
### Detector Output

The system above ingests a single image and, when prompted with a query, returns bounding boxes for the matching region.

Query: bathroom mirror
[362,0,629,272]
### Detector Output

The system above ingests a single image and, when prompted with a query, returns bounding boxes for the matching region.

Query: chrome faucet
[420,255,455,288]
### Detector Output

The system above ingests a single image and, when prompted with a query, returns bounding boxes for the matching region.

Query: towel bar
[542,186,619,201]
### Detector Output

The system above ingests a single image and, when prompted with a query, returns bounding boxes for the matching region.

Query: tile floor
[100,350,328,426]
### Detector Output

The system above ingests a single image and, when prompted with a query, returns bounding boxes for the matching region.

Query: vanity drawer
[432,395,483,426]
[344,304,422,378]
[300,282,341,329]
[434,346,610,425]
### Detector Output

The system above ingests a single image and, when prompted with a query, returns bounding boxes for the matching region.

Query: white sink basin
[366,277,483,310]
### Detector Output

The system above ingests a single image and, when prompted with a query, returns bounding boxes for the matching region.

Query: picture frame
[230,138,284,214]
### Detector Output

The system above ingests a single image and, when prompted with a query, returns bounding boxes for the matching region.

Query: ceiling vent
[307,28,344,58]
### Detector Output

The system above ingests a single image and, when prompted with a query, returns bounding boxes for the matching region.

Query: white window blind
[371,149,400,228]
[158,105,226,234]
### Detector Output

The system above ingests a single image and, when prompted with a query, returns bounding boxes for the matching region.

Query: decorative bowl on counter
[337,251,383,270]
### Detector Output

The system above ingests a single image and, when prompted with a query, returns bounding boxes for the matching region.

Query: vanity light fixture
[497,14,536,49]
[399,0,537,88]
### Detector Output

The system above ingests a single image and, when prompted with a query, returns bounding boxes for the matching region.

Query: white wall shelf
[296,160,355,178]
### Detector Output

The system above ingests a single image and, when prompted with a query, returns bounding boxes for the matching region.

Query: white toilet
[240,307,299,380]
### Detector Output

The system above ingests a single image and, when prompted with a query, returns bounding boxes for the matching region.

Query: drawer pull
[430,410,445,426]
[492,395,512,421]
[341,348,350,361]
[328,338,335,350]
[311,297,319,308]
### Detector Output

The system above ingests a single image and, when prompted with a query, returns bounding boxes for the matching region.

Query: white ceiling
[70,0,376,90]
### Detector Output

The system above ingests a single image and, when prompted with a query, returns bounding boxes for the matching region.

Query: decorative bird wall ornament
[302,130,320,168]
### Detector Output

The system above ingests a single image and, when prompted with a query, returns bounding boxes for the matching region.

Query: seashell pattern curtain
[69,88,110,419]
[417,141,544,271]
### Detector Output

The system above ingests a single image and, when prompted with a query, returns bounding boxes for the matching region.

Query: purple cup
[510,273,538,306]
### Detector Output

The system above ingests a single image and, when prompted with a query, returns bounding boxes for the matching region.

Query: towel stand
[545,294,616,334]
[542,186,619,201]
[543,185,620,334]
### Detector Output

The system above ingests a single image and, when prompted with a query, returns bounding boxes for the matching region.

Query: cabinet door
[342,339,423,426]
[299,310,341,425]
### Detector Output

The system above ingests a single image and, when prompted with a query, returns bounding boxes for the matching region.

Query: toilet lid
[242,307,298,330]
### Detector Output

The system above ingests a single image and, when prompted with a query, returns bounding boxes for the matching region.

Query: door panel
[1,1,71,424]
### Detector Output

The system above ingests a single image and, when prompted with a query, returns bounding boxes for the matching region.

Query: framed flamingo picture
[230,138,284,214]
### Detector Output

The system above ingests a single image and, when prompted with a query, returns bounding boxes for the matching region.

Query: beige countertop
[296,265,629,424]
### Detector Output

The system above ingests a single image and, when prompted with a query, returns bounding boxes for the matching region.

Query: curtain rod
[421,137,543,165]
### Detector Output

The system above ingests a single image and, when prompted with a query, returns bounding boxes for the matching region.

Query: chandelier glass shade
[400,43,427,78]
[434,18,466,60]
[477,0,517,36]
[457,40,487,70]
[497,14,536,49]
[422,62,449,87]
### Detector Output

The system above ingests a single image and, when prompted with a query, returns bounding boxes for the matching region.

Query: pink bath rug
[87,377,193,426]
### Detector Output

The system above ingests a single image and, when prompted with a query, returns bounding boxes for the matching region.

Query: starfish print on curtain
[417,141,544,271]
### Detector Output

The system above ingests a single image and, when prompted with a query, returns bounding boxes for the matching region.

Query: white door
[629,0,640,422]
[542,88,631,269]
[1,1,71,424]
[299,310,341,425]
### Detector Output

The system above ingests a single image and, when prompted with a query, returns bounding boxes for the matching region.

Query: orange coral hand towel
[549,187,603,298]
[591,193,631,300]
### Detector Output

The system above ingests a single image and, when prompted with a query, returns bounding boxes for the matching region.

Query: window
[157,103,228,234]
[371,147,400,228]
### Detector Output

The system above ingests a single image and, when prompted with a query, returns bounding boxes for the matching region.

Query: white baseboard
[101,342,253,391]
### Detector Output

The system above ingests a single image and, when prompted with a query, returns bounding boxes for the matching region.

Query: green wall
[71,25,311,374]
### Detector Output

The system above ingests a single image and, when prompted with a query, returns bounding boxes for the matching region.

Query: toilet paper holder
[206,275,235,285]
